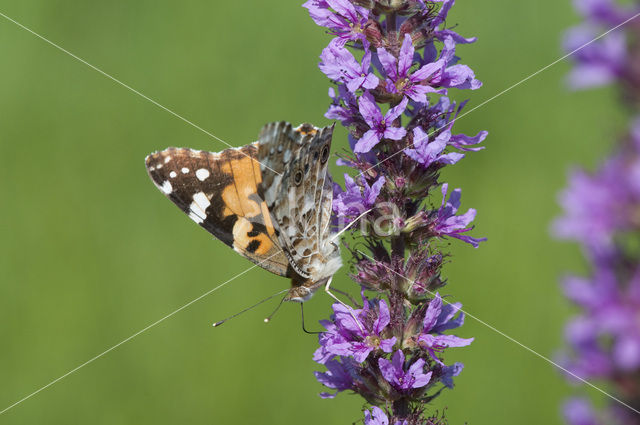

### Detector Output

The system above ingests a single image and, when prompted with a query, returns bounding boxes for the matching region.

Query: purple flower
[417,293,473,364]
[563,398,601,425]
[378,350,433,391]
[333,174,385,221]
[377,34,445,103]
[431,0,453,26]
[326,85,359,125]
[314,357,357,398]
[407,96,488,152]
[355,92,408,153]
[431,0,477,44]
[432,184,486,247]
[564,25,626,89]
[314,297,397,364]
[428,37,482,91]
[303,0,369,45]
[449,129,488,152]
[405,127,465,168]
[320,43,379,93]
[440,362,464,389]
[364,406,389,425]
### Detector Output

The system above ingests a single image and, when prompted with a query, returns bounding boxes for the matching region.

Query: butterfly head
[284,277,329,303]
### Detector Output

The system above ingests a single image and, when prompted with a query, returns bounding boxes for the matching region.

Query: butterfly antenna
[300,303,321,334]
[330,208,373,243]
[263,293,287,324]
[212,289,288,327]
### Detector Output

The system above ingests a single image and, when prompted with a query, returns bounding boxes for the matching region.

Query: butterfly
[145,122,343,303]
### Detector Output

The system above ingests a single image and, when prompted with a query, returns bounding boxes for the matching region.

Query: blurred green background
[0,1,625,423]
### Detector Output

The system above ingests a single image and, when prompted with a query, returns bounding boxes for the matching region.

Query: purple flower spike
[557,2,640,422]
[378,34,446,103]
[308,0,485,420]
[355,93,408,153]
[303,0,369,45]
[320,43,379,93]
[405,127,465,168]
[433,184,486,247]
[379,350,433,391]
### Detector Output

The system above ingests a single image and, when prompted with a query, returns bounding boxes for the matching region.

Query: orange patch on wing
[221,157,262,218]
[232,217,273,256]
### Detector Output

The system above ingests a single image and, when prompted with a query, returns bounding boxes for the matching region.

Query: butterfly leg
[324,277,364,332]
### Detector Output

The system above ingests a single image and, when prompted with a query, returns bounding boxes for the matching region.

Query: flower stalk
[303,0,487,423]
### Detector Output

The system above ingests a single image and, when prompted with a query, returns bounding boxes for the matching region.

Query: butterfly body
[145,122,341,302]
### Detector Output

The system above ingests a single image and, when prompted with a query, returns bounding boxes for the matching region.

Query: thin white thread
[0,11,282,176]
[330,208,373,242]
[0,256,277,416]
[356,250,640,415]
[356,11,640,177]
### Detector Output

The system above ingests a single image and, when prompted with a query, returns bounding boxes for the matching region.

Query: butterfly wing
[257,122,341,281]
[145,145,290,276]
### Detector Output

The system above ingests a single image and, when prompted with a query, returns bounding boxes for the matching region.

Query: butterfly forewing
[145,146,290,276]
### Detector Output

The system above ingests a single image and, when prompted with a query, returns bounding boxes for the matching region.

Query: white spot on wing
[164,156,171,164]
[181,167,189,174]
[283,150,291,162]
[160,181,172,194]
[189,212,204,224]
[196,169,210,181]
[190,191,210,220]
[169,171,177,178]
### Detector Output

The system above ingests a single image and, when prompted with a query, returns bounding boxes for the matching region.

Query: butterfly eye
[294,169,303,186]
[320,145,330,164]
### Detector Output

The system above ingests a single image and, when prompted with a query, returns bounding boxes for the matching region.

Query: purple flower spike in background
[563,0,639,90]
[556,1,640,424]
[304,0,487,422]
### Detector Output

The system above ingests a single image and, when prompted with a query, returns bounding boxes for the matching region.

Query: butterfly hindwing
[257,122,340,281]
[145,146,290,276]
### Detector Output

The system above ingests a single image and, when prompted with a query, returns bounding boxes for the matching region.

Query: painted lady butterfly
[145,122,342,302]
